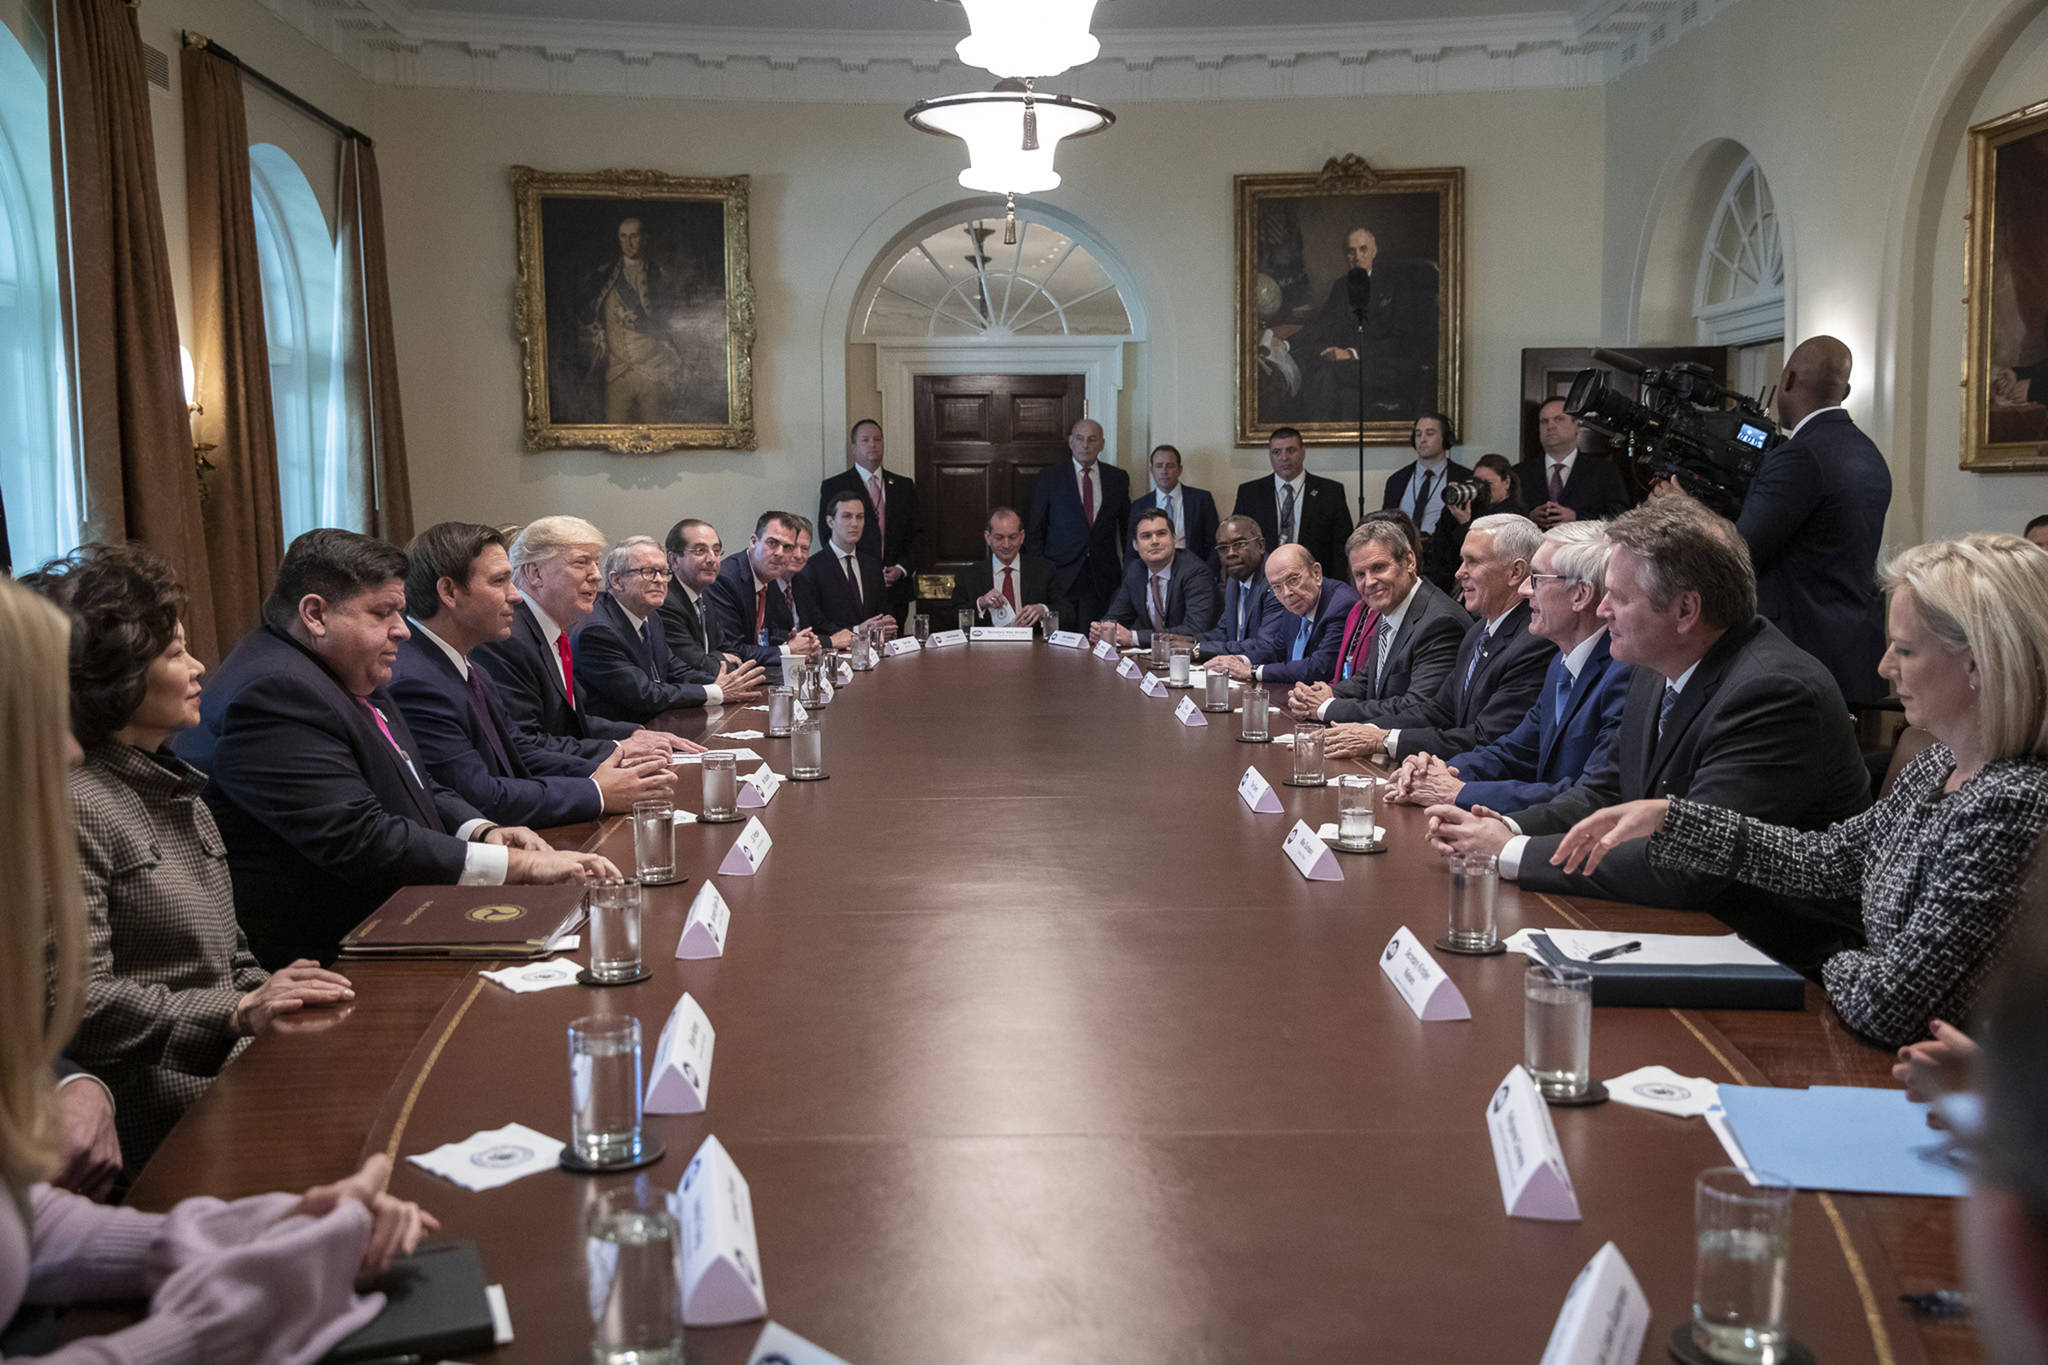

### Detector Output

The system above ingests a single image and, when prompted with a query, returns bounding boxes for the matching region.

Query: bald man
[1026,418,1132,626]
[1735,335,1892,704]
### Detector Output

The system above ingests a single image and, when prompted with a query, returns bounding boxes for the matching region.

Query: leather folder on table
[323,1241,495,1361]
[1530,931,1806,1011]
[338,884,586,959]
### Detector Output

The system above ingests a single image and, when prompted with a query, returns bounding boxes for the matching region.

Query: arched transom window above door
[858,217,1133,339]
[1694,155,1785,346]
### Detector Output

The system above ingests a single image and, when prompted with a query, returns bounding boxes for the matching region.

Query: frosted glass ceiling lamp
[934,0,1102,80]
[906,82,1114,195]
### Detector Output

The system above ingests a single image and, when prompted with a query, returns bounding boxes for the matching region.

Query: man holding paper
[1090,508,1221,648]
[1203,544,1357,685]
[951,506,1052,629]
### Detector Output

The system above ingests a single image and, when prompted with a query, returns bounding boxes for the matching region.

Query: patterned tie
[867,472,886,543]
[1370,616,1393,693]
[463,667,515,775]
[1549,461,1566,504]
[1001,564,1018,609]
[1464,630,1486,689]
[1554,668,1572,730]
[1082,466,1096,525]
[1149,573,1167,633]
[555,632,575,705]
[1291,611,1313,661]
[1657,682,1681,740]
[782,582,799,628]
[1413,470,1436,529]
[1236,581,1249,640]
[1280,483,1297,545]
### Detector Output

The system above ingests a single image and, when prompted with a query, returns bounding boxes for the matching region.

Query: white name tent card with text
[1379,927,1471,1021]
[1116,657,1143,680]
[1238,767,1284,814]
[1138,673,1169,698]
[924,628,967,649]
[737,764,783,809]
[970,625,1034,642]
[718,817,773,877]
[1048,630,1089,649]
[1539,1242,1650,1365]
[644,992,716,1114]
[748,1321,852,1365]
[1093,637,1121,661]
[1282,819,1343,880]
[881,637,921,658]
[1487,1065,1582,1222]
[1174,695,1208,727]
[676,883,732,960]
[678,1134,767,1326]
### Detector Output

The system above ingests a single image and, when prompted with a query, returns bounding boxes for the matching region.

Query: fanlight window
[860,218,1131,338]
[1694,156,1785,346]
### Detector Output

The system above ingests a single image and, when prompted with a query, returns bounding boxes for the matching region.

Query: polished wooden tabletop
[131,643,1972,1363]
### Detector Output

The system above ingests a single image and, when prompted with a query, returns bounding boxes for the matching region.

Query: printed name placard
[676,883,731,960]
[737,764,782,809]
[645,992,716,1114]
[1092,637,1120,661]
[1116,657,1143,680]
[882,637,921,657]
[748,1321,852,1365]
[1282,819,1343,880]
[1138,673,1169,698]
[1379,926,1471,1021]
[678,1134,767,1326]
[1487,1066,1582,1222]
[835,661,853,685]
[791,700,809,723]
[1048,630,1089,649]
[925,628,967,648]
[1174,695,1208,728]
[718,817,772,876]
[1539,1242,1649,1365]
[970,625,1034,642]
[1238,766,1284,813]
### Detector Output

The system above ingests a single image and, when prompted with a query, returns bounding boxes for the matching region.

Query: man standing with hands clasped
[818,420,919,624]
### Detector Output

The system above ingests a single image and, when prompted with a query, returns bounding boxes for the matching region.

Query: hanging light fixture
[907,79,1114,239]
[934,0,1102,81]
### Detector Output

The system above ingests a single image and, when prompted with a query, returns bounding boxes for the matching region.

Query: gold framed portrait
[1964,99,2048,471]
[513,166,755,453]
[1235,157,1464,447]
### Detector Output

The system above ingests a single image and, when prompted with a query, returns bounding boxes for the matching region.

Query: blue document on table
[1716,1085,1967,1198]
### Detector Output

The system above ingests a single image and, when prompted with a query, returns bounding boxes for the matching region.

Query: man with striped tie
[1286,518,1469,724]
[1202,544,1357,686]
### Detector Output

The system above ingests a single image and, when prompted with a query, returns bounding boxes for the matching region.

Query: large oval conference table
[130,642,1975,1363]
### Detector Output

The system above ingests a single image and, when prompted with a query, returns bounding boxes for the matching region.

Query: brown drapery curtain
[180,40,282,651]
[337,140,413,546]
[49,0,218,659]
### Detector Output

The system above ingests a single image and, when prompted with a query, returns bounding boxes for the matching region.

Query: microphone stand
[1352,302,1368,520]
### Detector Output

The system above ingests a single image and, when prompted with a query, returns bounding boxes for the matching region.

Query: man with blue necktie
[1131,444,1220,566]
[1203,544,1358,686]
[1197,516,1285,661]
[575,536,767,721]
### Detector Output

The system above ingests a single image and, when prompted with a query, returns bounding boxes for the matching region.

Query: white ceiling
[396,0,1572,31]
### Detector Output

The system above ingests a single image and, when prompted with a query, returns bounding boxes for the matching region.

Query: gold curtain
[337,140,414,546]
[180,41,282,651]
[49,0,217,658]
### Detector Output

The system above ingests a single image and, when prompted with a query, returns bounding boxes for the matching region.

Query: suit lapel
[361,689,440,825]
[1643,621,1753,788]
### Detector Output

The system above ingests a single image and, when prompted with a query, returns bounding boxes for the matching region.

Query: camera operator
[1382,412,1472,592]
[1733,335,1892,705]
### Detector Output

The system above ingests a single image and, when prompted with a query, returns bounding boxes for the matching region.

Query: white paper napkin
[1502,928,1547,960]
[671,809,698,825]
[481,959,581,993]
[1604,1065,1722,1118]
[409,1122,564,1191]
[1314,823,1387,846]
[672,747,764,764]
[718,729,766,740]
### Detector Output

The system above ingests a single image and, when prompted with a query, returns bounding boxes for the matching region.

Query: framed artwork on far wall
[1965,99,2048,471]
[513,166,755,453]
[1235,155,1464,447]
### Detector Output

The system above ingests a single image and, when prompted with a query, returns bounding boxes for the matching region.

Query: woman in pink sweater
[0,579,438,1363]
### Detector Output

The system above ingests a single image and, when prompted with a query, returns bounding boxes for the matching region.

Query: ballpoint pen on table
[1586,940,1643,962]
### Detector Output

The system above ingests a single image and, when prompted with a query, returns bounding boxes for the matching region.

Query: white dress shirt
[1404,456,1451,533]
[1542,451,1578,502]
[526,598,574,698]
[988,554,1024,626]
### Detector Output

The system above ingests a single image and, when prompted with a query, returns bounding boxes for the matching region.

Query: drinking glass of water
[585,1184,684,1364]
[1522,961,1593,1100]
[586,877,645,982]
[1335,774,1379,850]
[631,799,675,884]
[1691,1166,1793,1363]
[568,1014,646,1168]
[1445,852,1499,949]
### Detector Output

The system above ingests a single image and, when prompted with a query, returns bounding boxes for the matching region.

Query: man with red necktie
[818,419,921,624]
[951,507,1055,629]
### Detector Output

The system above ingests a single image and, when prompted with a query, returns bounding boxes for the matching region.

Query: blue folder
[1716,1085,1967,1198]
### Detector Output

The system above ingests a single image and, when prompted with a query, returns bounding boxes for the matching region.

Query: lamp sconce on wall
[179,346,218,495]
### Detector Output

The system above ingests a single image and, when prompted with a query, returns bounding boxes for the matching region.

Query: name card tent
[718,817,773,876]
[1487,1066,1582,1221]
[1379,927,1471,1021]
[645,993,716,1114]
[1282,819,1343,880]
[676,883,731,960]
[1539,1242,1649,1365]
[678,1134,767,1326]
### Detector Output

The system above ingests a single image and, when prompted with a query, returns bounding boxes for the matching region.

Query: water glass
[783,654,809,694]
[700,752,738,821]
[1240,686,1270,742]
[1292,723,1326,784]
[1335,774,1379,850]
[1150,633,1170,668]
[958,608,975,634]
[912,612,930,645]
[1205,669,1231,710]
[1523,962,1593,1100]
[1446,852,1499,950]
[851,626,876,671]
[631,799,675,884]
[1169,649,1191,687]
[791,718,824,779]
[1691,1167,1793,1363]
[568,1014,646,1167]
[1042,609,1060,639]
[586,1185,684,1364]
[587,878,645,981]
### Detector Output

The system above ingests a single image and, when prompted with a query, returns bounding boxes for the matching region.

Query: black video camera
[1563,349,1779,517]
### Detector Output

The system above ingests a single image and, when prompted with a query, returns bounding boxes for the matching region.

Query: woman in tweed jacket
[26,545,356,1172]
[1549,533,2048,1048]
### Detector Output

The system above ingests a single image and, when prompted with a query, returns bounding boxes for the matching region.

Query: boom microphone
[1346,267,1371,315]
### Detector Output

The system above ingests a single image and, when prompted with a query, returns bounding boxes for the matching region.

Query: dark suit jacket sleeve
[1175,565,1220,634]
[1396,632,1554,759]
[1736,442,1824,575]
[1381,468,1406,511]
[1101,569,1140,626]
[1188,491,1220,562]
[576,621,707,719]
[1025,478,1055,562]
[390,672,603,828]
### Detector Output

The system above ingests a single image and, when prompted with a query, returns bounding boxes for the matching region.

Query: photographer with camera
[1382,413,1472,593]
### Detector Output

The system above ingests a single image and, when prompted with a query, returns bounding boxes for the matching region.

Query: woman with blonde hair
[1552,531,2048,1048]
[0,578,436,1361]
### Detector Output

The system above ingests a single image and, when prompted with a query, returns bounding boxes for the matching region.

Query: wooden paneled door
[912,373,1087,574]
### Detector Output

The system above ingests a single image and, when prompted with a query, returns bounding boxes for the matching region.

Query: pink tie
[868,472,886,541]
[356,697,419,787]
[556,632,575,704]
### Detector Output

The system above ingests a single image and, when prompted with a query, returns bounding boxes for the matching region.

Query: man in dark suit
[1197,516,1286,661]
[1233,426,1355,582]
[1204,544,1359,686]
[1131,444,1220,566]
[1026,418,1131,627]
[390,521,677,831]
[1324,513,1553,763]
[817,419,919,621]
[657,517,739,680]
[1280,226,1436,421]
[1734,335,1892,704]
[1427,499,1871,967]
[951,506,1054,629]
[1090,508,1221,647]
[577,536,768,721]
[1381,412,1474,591]
[1517,397,1632,527]
[177,529,618,966]
[703,511,822,672]
[795,491,899,643]
[1387,521,1628,816]
[473,516,696,758]
[1287,519,1469,725]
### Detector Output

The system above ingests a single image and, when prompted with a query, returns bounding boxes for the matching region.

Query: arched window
[0,21,77,569]
[249,143,351,539]
[1694,156,1785,347]
[858,215,1133,339]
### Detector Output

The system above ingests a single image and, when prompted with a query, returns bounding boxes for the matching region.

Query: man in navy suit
[795,491,899,644]
[704,511,822,672]
[1203,543,1359,686]
[1733,335,1892,704]
[1026,418,1131,628]
[950,506,1055,629]
[1381,412,1473,591]
[390,521,677,831]
[817,419,919,622]
[1131,444,1219,566]
[1233,427,1355,582]
[1288,519,1470,724]
[1197,516,1285,661]
[576,536,767,721]
[177,529,618,966]
[1089,508,1221,647]
[1516,397,1632,527]
[1324,513,1554,763]
[656,517,740,680]
[1387,521,1628,816]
